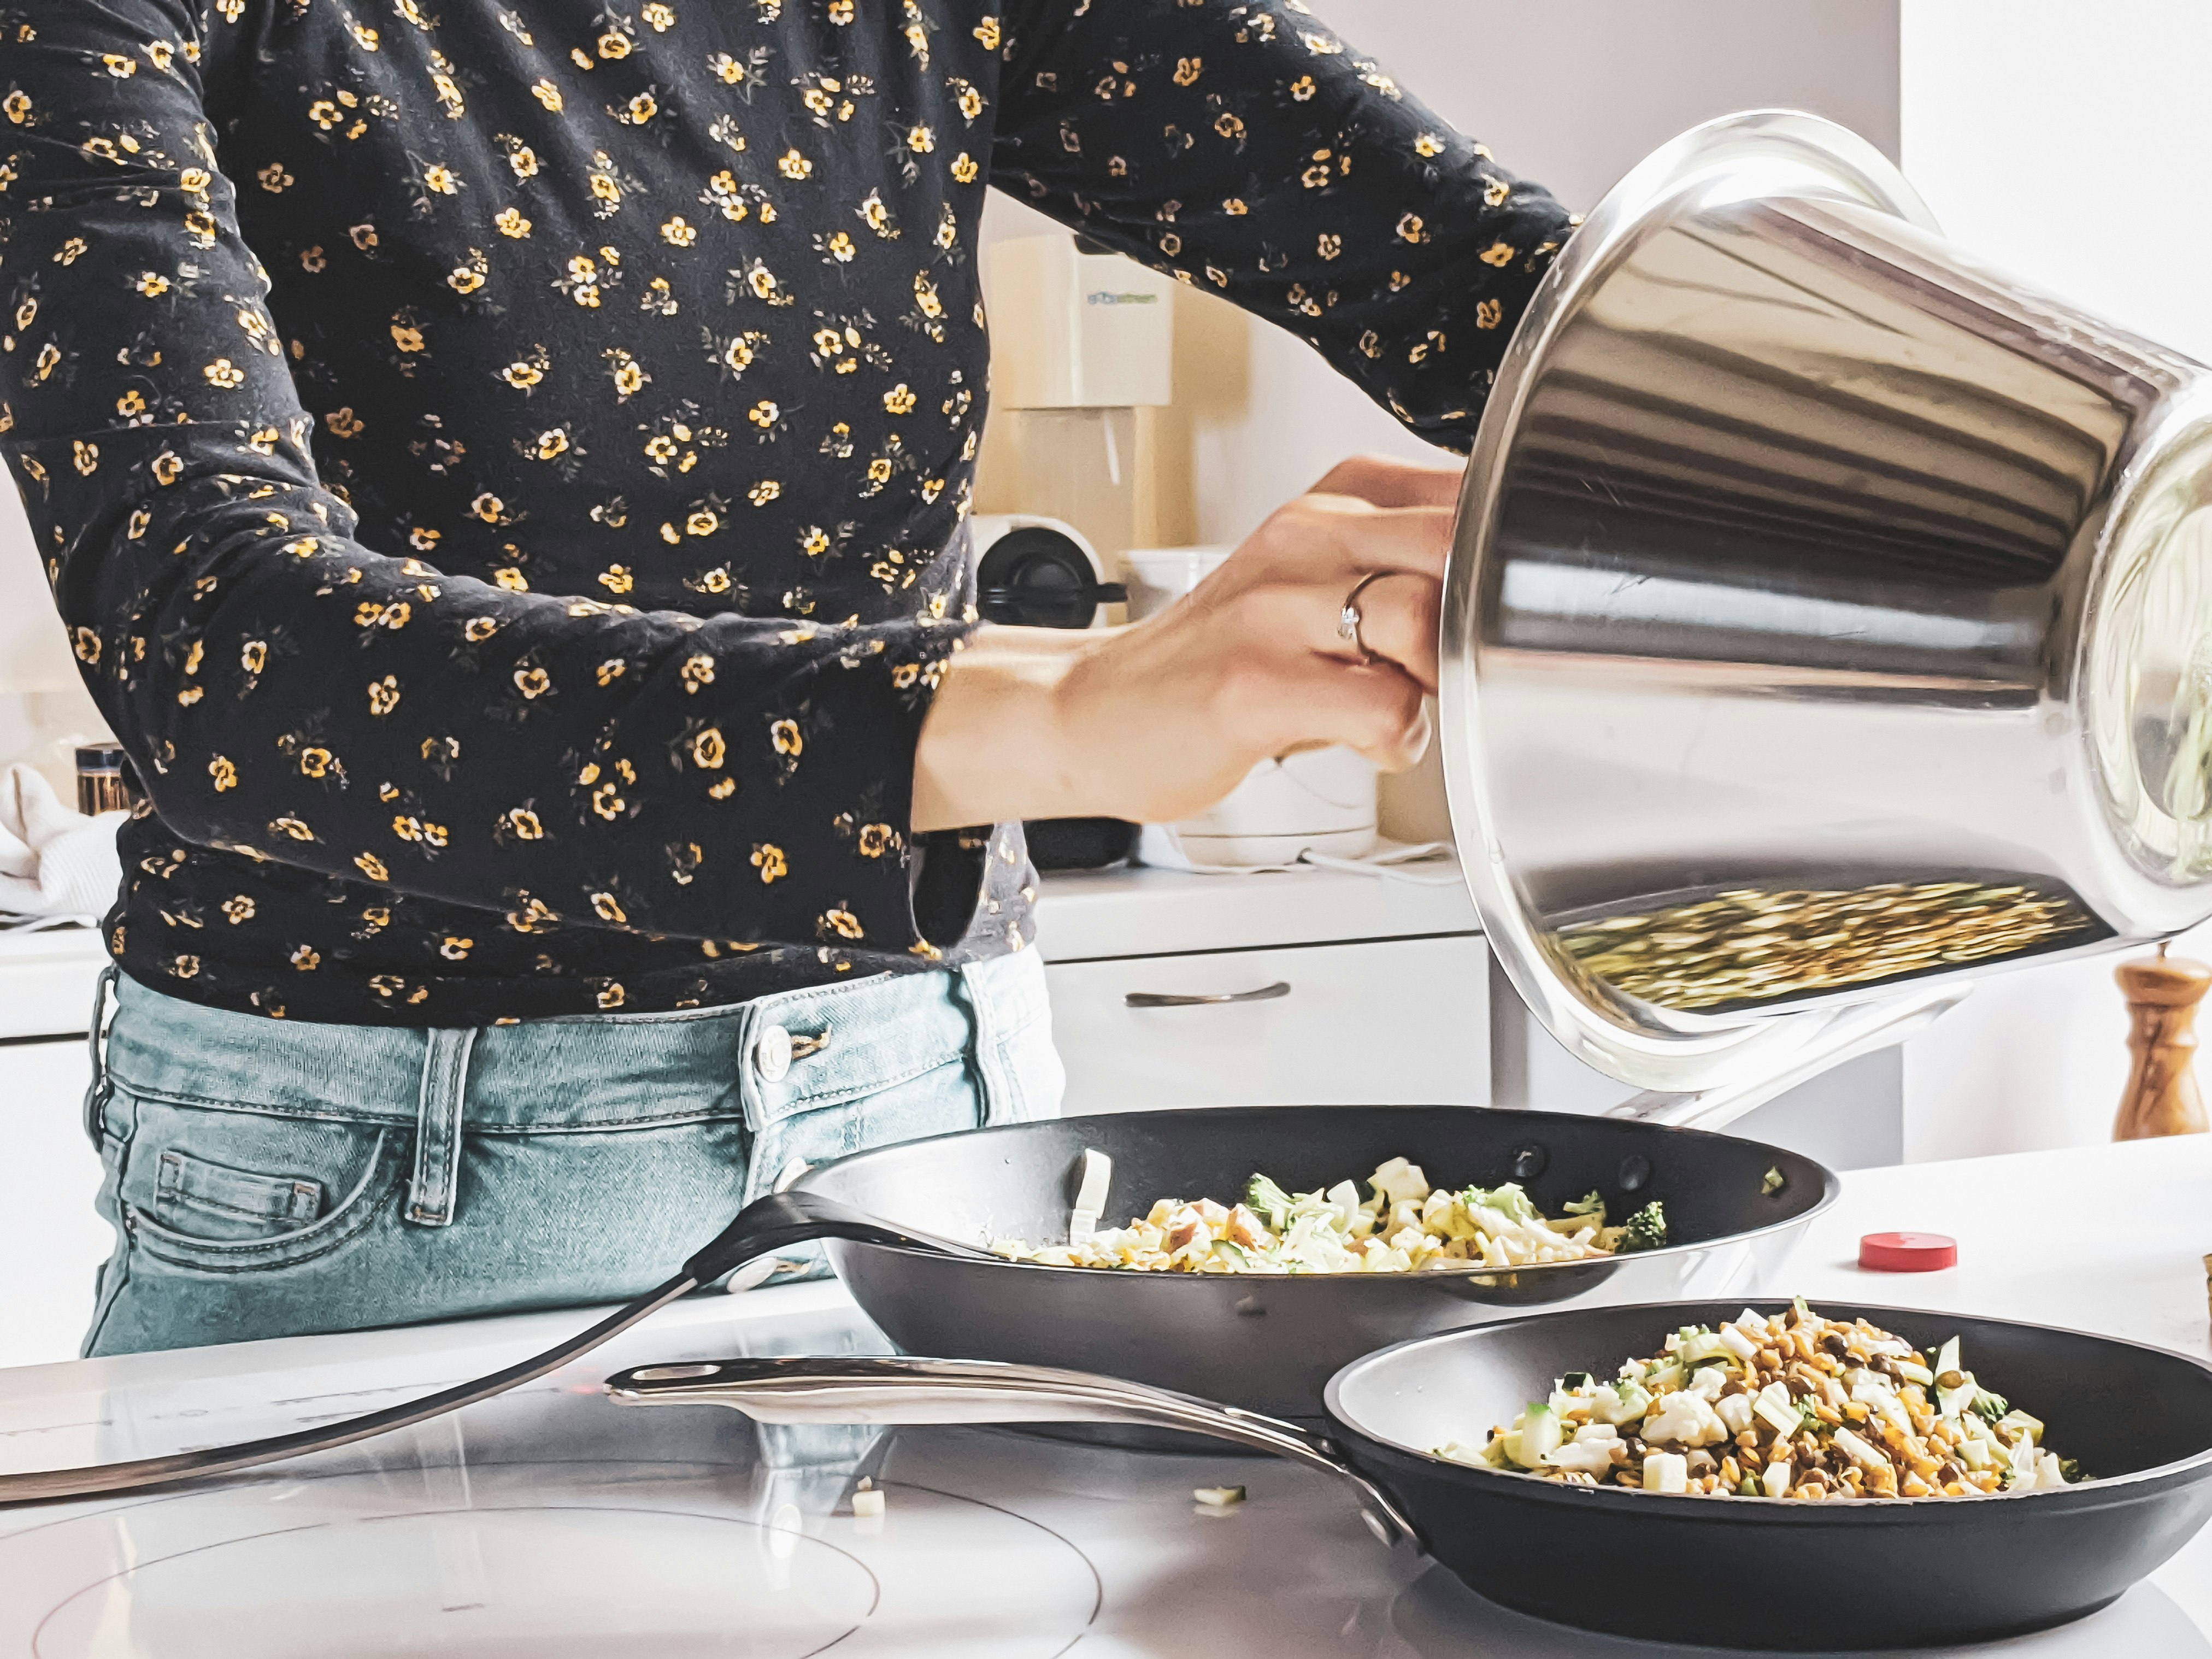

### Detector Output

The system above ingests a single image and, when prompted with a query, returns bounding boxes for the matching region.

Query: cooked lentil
[1551,881,2096,1010]
[1441,1304,2080,1500]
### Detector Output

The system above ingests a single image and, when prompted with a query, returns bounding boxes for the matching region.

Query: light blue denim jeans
[80,952,1063,1356]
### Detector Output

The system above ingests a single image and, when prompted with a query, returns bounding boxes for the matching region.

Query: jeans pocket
[154,1149,324,1242]
[116,1096,401,1274]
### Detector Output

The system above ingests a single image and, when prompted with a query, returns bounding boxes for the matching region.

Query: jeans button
[753,1022,792,1083]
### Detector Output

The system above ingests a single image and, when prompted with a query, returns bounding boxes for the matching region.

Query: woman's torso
[115,0,1031,1021]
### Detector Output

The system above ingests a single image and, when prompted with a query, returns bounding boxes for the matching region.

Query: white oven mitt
[0,763,125,920]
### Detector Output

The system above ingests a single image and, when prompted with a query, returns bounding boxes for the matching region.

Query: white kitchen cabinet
[0,926,105,1042]
[1033,858,1477,961]
[0,1038,109,1369]
[1044,933,1489,1113]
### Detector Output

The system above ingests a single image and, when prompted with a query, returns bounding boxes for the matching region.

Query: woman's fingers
[1237,640,1432,771]
[1196,564,1439,692]
[1248,493,1456,584]
[1197,496,1449,689]
[1309,452,1467,510]
[1311,676,1433,773]
[1372,698,1435,773]
[1327,569,1440,692]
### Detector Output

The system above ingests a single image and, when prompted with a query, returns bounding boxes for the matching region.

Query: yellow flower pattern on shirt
[0,0,1567,1023]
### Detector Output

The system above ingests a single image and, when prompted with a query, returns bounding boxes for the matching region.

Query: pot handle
[1606,983,1969,1133]
[604,1353,1421,1549]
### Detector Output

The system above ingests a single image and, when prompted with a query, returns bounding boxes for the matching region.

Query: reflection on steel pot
[1443,110,2212,1092]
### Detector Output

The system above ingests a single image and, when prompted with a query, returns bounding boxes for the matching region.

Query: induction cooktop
[0,1292,2198,1658]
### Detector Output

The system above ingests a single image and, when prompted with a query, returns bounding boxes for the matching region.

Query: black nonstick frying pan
[607,1300,2212,1651]
[0,1102,1832,1503]
[785,1103,1836,1422]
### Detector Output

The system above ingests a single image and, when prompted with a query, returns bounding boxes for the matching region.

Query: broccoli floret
[1563,1190,1607,1220]
[1464,1181,1538,1223]
[1245,1173,1295,1230]
[1617,1200,1668,1252]
[1970,1387,2010,1424]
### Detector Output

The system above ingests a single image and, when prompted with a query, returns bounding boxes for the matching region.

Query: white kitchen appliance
[966,513,1121,631]
[1161,749,1381,866]
[980,235,1176,564]
[986,236,1175,409]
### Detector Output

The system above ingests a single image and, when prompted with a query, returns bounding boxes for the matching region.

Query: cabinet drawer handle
[1124,981,1291,1008]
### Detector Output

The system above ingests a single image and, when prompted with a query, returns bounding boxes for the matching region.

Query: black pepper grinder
[2112,945,2211,1141]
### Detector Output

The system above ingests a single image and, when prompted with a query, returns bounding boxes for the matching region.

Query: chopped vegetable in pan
[1437,1304,2081,1499]
[987,1157,1667,1274]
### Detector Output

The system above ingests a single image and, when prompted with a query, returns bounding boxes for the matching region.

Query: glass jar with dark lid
[74,744,138,816]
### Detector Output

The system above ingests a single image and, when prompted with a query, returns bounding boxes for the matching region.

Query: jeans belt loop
[407,1026,478,1227]
[80,963,120,1148]
[956,960,1013,1126]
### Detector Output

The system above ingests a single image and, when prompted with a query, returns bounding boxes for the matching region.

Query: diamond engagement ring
[1337,570,1391,666]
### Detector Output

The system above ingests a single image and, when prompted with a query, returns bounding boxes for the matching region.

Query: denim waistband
[102,962,1018,1135]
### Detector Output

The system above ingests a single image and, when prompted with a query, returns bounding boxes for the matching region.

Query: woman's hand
[913,454,1463,832]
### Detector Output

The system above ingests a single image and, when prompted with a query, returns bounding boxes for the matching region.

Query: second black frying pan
[609,1301,2212,1650]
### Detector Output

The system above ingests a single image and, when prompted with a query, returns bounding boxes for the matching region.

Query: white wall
[1891,0,2212,1158]
[1901,0,2212,365]
[1180,0,1902,543]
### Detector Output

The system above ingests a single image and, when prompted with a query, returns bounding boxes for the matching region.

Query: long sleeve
[993,0,1575,449]
[0,0,968,964]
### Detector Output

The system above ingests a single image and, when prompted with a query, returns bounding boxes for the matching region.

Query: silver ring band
[1337,570,1392,666]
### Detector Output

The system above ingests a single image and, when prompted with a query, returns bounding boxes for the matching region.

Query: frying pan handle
[680,1189,994,1284]
[1606,983,1969,1133]
[604,1353,1421,1549]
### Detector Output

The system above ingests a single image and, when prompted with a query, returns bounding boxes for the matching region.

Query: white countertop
[1,1133,2207,1655]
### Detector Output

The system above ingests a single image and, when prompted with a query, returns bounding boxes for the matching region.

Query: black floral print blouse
[1,0,1570,1025]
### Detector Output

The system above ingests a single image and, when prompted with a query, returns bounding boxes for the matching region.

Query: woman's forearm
[911,626,1093,832]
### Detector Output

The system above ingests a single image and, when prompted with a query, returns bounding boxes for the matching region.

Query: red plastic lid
[1858,1231,1958,1272]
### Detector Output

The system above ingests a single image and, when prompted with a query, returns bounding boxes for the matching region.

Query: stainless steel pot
[1444,110,2212,1091]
